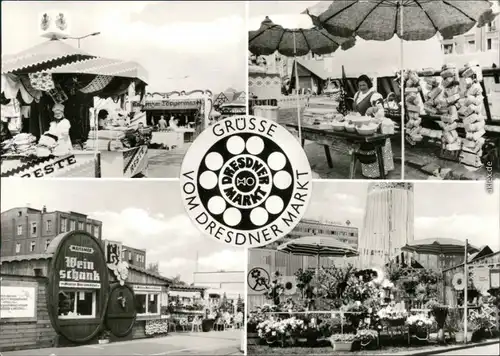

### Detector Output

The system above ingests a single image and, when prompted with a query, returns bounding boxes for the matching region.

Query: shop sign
[133,285,162,292]
[144,99,203,110]
[48,231,109,343]
[247,266,270,294]
[0,285,36,319]
[104,240,129,286]
[18,155,78,178]
[180,115,312,248]
[124,145,148,178]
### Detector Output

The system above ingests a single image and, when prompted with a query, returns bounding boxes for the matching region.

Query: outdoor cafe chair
[191,316,202,332]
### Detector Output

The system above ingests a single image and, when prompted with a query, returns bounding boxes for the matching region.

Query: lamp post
[63,32,101,48]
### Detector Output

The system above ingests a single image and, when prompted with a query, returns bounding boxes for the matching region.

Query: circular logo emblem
[247,267,270,292]
[180,115,312,248]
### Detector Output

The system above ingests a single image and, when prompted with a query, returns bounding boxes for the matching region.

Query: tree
[236,294,244,313]
[171,274,186,286]
[147,262,159,274]
[219,292,229,312]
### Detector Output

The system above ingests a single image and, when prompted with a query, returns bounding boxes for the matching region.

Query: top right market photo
[248,0,499,181]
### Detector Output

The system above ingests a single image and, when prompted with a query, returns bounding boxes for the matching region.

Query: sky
[2,180,498,283]
[1,1,246,94]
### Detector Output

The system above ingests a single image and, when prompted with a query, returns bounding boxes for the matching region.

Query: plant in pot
[98,329,111,344]
[355,329,378,349]
[257,319,280,345]
[426,299,448,342]
[329,333,356,351]
[406,314,434,341]
[454,316,474,343]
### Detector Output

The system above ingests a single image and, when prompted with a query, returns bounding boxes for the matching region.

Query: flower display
[356,329,378,344]
[406,314,434,332]
[145,320,169,336]
[330,333,356,342]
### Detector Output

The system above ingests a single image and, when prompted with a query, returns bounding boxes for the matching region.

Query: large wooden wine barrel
[46,231,110,343]
[105,283,137,337]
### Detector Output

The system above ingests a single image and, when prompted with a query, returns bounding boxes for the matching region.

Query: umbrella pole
[463,239,468,344]
[316,253,320,311]
[293,31,302,144]
[399,0,405,178]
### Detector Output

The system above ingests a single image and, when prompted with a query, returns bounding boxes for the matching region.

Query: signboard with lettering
[47,231,109,343]
[0,284,37,319]
[1,155,95,178]
[133,285,162,293]
[143,99,203,110]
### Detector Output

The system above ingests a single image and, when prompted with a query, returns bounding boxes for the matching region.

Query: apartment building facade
[1,206,102,257]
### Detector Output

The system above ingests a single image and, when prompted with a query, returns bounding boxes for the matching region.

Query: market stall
[1,26,149,178]
[166,285,207,332]
[132,90,212,150]
[219,92,247,118]
[0,233,173,351]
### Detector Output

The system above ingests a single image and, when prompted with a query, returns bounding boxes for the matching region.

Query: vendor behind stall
[158,115,168,130]
[50,103,72,155]
[353,75,376,115]
[98,109,109,130]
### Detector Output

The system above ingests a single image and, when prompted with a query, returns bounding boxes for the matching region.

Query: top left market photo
[1,1,247,178]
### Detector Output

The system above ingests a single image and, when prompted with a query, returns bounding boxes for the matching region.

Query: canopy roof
[2,39,94,74]
[401,237,480,255]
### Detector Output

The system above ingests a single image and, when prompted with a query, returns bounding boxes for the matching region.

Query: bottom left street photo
[0,179,245,356]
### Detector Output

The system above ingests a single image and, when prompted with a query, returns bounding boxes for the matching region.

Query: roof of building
[0,253,51,264]
[469,245,494,262]
[170,284,207,292]
[128,264,172,283]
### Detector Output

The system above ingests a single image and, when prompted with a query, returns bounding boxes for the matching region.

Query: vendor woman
[353,76,394,178]
[50,103,72,155]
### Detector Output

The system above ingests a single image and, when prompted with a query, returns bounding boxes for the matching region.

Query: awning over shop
[46,57,149,84]
[2,39,94,74]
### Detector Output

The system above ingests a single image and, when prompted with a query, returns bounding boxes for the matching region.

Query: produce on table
[459,62,486,168]
[404,70,424,144]
[437,64,462,152]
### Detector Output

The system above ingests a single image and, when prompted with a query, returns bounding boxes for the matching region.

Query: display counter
[151,128,195,149]
[1,145,148,178]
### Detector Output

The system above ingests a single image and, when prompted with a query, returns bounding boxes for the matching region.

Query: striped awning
[277,235,359,257]
[401,238,479,256]
[2,39,94,74]
[46,57,148,84]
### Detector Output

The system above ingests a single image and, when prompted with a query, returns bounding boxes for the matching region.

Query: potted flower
[247,311,266,345]
[330,333,356,351]
[257,319,280,345]
[377,305,408,326]
[426,300,448,342]
[98,329,111,344]
[406,314,434,340]
[355,329,378,349]
[454,317,473,343]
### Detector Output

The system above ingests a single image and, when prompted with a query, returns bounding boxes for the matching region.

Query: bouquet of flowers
[280,317,305,337]
[355,329,378,346]
[377,304,408,326]
[343,301,369,328]
[257,319,282,341]
[406,314,434,334]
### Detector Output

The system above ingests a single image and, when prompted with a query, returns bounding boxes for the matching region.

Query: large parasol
[249,15,356,143]
[401,237,479,256]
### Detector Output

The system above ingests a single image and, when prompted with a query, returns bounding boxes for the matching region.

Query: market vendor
[97,109,109,130]
[50,103,72,155]
[1,119,13,142]
[357,93,395,179]
[158,115,167,130]
[353,75,377,115]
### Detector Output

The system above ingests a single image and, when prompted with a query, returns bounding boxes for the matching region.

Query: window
[15,243,21,254]
[135,293,160,315]
[60,217,67,233]
[136,255,140,262]
[17,211,22,217]
[94,226,100,238]
[31,222,37,235]
[17,225,23,235]
[46,220,52,232]
[45,239,51,250]
[69,220,76,231]
[443,43,454,54]
[86,224,92,234]
[30,241,36,252]
[128,252,132,261]
[78,222,84,230]
[487,21,497,32]
[58,291,96,319]
[465,40,476,53]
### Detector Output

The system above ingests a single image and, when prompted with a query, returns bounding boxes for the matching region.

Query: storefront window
[58,290,96,319]
[135,293,160,315]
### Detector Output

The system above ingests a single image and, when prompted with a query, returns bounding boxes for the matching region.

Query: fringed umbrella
[249,15,356,143]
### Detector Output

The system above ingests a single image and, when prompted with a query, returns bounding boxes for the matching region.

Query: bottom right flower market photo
[246,181,499,355]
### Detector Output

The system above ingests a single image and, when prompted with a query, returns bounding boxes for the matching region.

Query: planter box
[202,319,215,332]
[332,341,353,351]
[247,332,260,345]
[455,331,472,343]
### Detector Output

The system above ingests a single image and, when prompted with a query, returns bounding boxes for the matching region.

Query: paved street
[0,330,242,356]
[435,343,500,355]
[147,146,190,178]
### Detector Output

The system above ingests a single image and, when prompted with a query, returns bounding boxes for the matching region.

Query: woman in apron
[51,103,72,156]
[352,75,394,178]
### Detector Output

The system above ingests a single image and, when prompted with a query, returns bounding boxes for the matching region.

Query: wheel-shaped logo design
[248,267,270,292]
[181,116,312,248]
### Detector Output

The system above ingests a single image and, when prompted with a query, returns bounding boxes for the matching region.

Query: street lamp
[62,32,101,48]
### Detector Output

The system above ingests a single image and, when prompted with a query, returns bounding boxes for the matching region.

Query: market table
[286,123,396,179]
[0,145,148,178]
